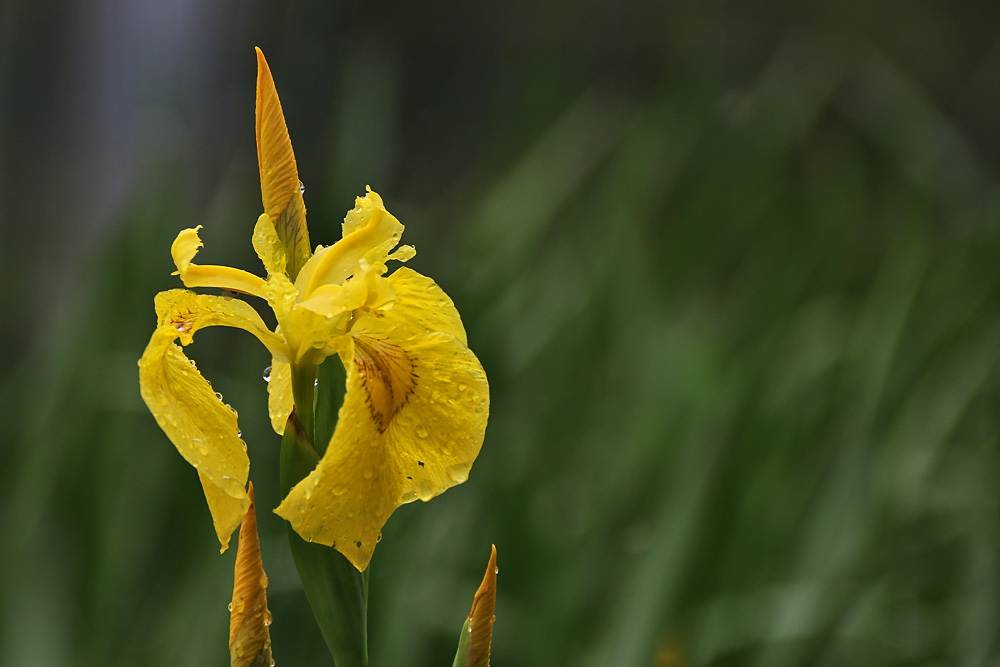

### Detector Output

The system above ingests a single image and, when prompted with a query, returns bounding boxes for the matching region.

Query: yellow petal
[295,188,404,298]
[139,289,285,550]
[229,483,273,667]
[139,330,248,551]
[152,289,287,362]
[274,278,489,571]
[198,471,251,556]
[170,226,268,300]
[255,47,311,280]
[252,213,287,277]
[267,360,293,435]
[382,267,468,344]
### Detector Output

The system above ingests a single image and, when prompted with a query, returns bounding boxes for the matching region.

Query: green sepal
[280,398,368,666]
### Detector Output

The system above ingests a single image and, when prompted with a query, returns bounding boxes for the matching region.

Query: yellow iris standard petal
[138,289,286,550]
[274,270,489,571]
[255,47,311,280]
[295,189,404,297]
[267,360,293,435]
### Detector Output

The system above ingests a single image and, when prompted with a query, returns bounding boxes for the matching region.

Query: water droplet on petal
[299,181,305,194]
[215,391,224,402]
[415,424,428,438]
[314,378,319,386]
[262,365,272,382]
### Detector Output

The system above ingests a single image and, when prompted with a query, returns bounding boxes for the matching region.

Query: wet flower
[138,48,489,571]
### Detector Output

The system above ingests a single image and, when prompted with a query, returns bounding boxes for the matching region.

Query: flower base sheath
[138,48,489,571]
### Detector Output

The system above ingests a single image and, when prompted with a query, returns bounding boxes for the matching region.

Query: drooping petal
[138,289,285,550]
[229,483,273,667]
[295,188,404,298]
[152,289,287,362]
[267,360,293,435]
[275,270,489,571]
[170,226,268,300]
[255,47,311,280]
[382,267,468,345]
[196,471,253,556]
[139,331,248,551]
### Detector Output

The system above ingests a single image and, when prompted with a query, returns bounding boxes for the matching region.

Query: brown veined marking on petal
[167,310,195,334]
[352,335,416,433]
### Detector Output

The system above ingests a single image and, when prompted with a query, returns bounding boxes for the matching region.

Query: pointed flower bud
[229,483,274,667]
[453,545,497,667]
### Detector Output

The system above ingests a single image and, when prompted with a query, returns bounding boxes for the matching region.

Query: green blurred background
[3,1,1000,665]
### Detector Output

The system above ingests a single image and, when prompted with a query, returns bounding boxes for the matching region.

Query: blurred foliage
[3,0,1000,665]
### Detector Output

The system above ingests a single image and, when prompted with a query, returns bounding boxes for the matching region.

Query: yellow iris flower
[138,48,489,572]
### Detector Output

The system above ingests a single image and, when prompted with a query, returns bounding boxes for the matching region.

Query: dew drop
[215,391,224,402]
[314,378,319,387]
[234,597,245,613]
[299,180,305,194]
[262,365,272,382]
[263,610,273,627]
[495,566,499,575]
[227,602,233,612]
[415,424,428,438]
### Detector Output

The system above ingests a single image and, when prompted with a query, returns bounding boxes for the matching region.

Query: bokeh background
[4,1,1000,665]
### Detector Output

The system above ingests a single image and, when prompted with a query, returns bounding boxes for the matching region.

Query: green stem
[290,364,317,442]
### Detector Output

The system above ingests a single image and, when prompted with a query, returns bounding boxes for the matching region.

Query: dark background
[3,1,1000,665]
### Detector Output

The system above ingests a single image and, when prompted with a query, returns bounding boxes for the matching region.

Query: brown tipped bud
[466,545,497,667]
[229,482,274,667]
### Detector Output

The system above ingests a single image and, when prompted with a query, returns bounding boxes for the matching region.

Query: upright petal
[275,270,489,571]
[295,188,404,297]
[255,47,311,280]
[138,290,285,550]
